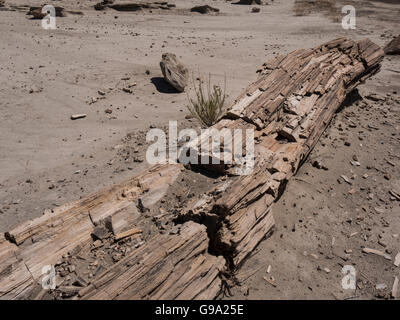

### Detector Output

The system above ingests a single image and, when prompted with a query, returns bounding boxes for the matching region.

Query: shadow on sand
[151,77,180,94]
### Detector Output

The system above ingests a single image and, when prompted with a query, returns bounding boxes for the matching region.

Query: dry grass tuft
[186,73,226,128]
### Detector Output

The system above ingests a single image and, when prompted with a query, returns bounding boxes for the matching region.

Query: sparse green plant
[186,73,226,128]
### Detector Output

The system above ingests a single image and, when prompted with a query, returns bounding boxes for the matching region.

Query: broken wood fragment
[263,276,277,287]
[79,222,225,300]
[114,228,142,241]
[394,252,400,267]
[392,276,399,299]
[362,247,391,260]
[70,114,87,120]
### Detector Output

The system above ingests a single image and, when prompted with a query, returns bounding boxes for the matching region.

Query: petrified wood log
[1,164,184,299]
[0,38,383,300]
[78,221,225,300]
[178,37,383,268]
[182,37,383,175]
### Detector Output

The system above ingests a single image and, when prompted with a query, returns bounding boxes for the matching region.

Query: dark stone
[27,6,66,19]
[233,0,262,5]
[384,35,400,55]
[190,5,220,14]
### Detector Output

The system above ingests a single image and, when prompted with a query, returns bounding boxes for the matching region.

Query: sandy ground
[0,0,399,299]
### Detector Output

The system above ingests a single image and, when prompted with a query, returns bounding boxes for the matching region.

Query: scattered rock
[68,265,76,273]
[392,276,399,298]
[367,123,379,130]
[384,35,400,55]
[108,3,144,11]
[350,160,360,166]
[394,252,400,267]
[362,247,391,260]
[389,189,400,201]
[70,114,86,120]
[93,239,103,248]
[114,227,142,241]
[98,1,174,12]
[160,53,189,92]
[340,175,352,185]
[385,158,395,167]
[263,275,277,287]
[112,253,123,262]
[122,87,133,93]
[27,6,66,19]
[378,239,387,247]
[251,7,261,13]
[312,159,328,170]
[365,93,384,102]
[94,0,114,10]
[72,276,88,287]
[321,267,331,273]
[89,97,98,105]
[376,283,387,290]
[29,85,42,94]
[233,0,262,5]
[58,285,80,298]
[241,286,249,296]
